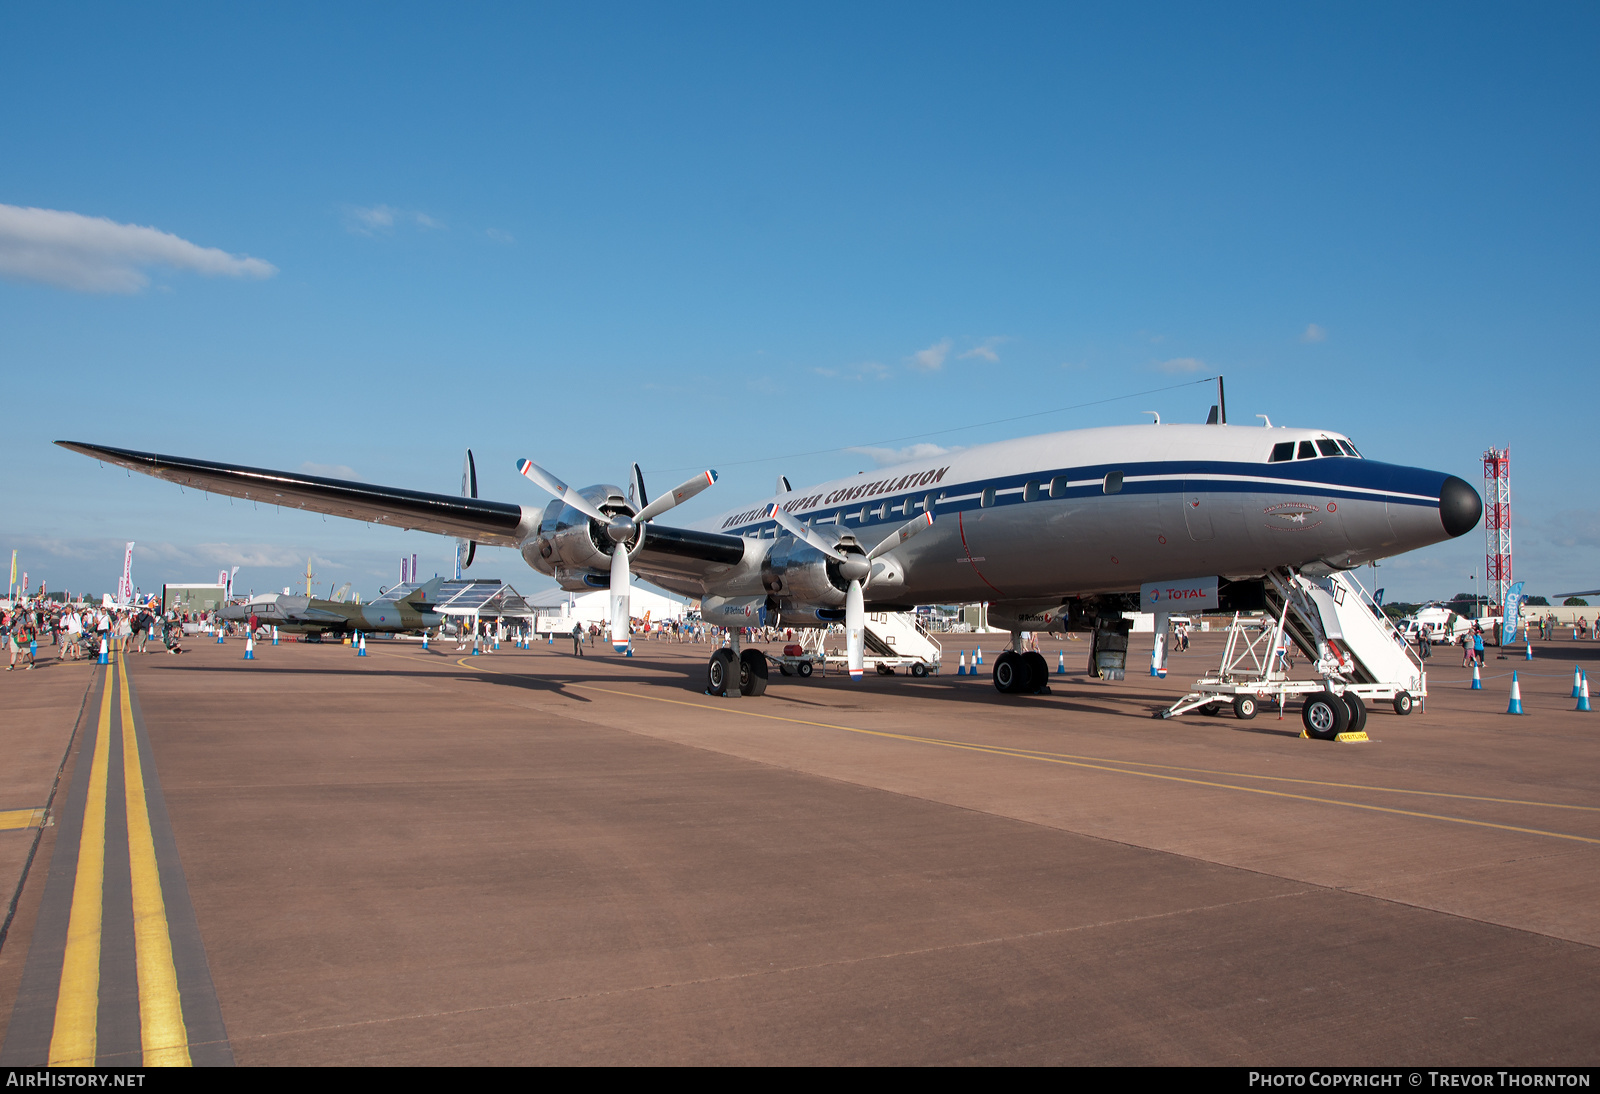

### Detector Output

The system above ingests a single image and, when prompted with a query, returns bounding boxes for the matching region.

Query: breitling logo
[1263,501,1323,530]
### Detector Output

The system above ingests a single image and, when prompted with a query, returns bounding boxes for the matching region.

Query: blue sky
[3,3,1596,604]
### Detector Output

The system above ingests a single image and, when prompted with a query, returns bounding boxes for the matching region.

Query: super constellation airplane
[57,420,1480,697]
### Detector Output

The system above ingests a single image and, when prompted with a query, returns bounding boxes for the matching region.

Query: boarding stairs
[1164,568,1424,718]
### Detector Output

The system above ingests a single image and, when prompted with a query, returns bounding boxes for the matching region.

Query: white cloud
[959,336,1008,363]
[344,204,444,235]
[1541,510,1600,551]
[0,204,277,294]
[909,339,953,371]
[1302,323,1328,343]
[846,443,962,468]
[485,227,514,244]
[1155,356,1205,374]
[299,461,361,480]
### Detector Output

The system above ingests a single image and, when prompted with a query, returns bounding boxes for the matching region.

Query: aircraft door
[1181,483,1215,542]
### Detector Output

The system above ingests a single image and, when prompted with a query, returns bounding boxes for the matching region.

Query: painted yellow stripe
[448,657,1600,847]
[118,649,192,1067]
[0,807,47,830]
[48,659,115,1067]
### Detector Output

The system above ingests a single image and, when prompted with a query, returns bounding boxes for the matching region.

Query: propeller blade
[866,511,936,561]
[635,469,718,523]
[516,458,610,524]
[765,503,849,562]
[845,579,865,680]
[609,543,632,652]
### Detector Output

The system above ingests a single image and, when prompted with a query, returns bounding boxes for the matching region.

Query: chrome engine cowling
[760,535,851,608]
[521,486,637,577]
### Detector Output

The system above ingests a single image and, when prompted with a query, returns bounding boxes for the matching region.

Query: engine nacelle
[702,595,772,628]
[760,535,848,608]
[521,487,635,577]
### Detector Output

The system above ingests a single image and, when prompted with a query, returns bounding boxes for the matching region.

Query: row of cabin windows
[1269,438,1362,462]
[746,472,1126,534]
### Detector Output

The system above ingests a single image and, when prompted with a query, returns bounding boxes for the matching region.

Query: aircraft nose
[1439,475,1482,538]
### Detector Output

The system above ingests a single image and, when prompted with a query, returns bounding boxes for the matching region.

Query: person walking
[571,621,585,656]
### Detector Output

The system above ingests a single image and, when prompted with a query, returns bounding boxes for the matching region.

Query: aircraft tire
[1021,652,1049,693]
[707,649,735,696]
[1233,695,1258,720]
[911,662,928,678]
[1301,691,1350,740]
[740,649,768,697]
[797,660,813,678]
[1392,691,1413,716]
[993,651,1025,693]
[1342,690,1367,735]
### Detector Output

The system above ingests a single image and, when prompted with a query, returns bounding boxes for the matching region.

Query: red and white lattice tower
[1483,448,1511,615]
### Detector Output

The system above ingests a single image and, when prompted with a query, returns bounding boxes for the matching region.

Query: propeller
[517,459,717,651]
[766,504,935,679]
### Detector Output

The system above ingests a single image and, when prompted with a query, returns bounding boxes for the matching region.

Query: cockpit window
[1338,440,1361,458]
[1316,439,1342,457]
[1270,441,1295,463]
[1297,440,1317,460]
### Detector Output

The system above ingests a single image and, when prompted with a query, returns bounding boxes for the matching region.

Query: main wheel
[740,649,768,696]
[1233,695,1258,720]
[1392,691,1413,716]
[1021,652,1050,694]
[1301,691,1351,740]
[707,649,736,695]
[797,660,813,678]
[993,650,1027,693]
[1342,690,1367,735]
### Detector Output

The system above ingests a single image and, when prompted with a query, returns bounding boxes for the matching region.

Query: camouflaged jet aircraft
[58,418,1481,698]
[220,575,445,640]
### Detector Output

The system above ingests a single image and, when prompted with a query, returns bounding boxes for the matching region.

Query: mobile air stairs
[1162,568,1424,740]
[803,611,943,677]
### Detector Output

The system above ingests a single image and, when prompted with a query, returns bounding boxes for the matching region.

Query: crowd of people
[0,600,212,670]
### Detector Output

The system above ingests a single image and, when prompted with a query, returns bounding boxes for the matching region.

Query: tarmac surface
[2,629,1598,1065]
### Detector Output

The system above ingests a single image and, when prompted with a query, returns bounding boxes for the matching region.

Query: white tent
[526,582,689,626]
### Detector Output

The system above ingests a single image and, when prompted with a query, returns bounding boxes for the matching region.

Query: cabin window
[1049,475,1070,498]
[871,504,885,520]
[1270,441,1296,463]
[1103,471,1124,495]
[1317,439,1342,457]
[1297,441,1317,460]
[920,493,935,512]
[980,487,995,508]
[1023,481,1039,502]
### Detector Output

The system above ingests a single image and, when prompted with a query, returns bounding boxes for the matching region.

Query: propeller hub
[837,558,870,583]
[606,514,637,544]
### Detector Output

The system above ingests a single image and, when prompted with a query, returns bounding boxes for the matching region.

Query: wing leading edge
[56,441,528,546]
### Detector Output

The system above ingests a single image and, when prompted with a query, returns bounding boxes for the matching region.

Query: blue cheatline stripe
[720,458,1445,538]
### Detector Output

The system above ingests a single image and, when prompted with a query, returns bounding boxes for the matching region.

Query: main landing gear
[993,650,1051,695]
[706,647,768,697]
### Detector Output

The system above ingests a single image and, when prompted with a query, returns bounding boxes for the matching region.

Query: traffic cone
[625,645,634,657]
[1524,640,1532,661]
[216,628,224,644]
[547,633,553,645]
[1057,649,1066,675]
[422,630,429,650]
[1507,672,1524,715]
[244,635,255,660]
[974,648,983,666]
[1574,666,1583,699]
[957,651,967,675]
[272,626,279,646]
[358,633,368,657]
[471,635,480,656]
[1471,663,1481,690]
[98,636,107,664]
[1577,672,1591,713]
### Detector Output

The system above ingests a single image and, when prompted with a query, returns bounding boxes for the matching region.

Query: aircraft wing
[57,441,527,547]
